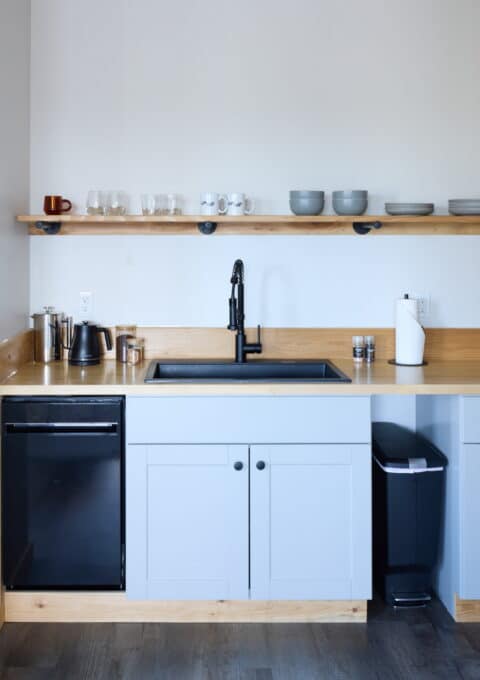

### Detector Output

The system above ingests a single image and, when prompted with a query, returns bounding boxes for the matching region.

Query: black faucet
[228,259,262,363]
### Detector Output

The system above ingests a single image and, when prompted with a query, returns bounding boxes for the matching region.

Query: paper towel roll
[395,296,425,365]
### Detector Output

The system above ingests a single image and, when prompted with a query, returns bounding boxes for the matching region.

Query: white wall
[0,0,30,339]
[29,0,480,326]
[30,235,480,327]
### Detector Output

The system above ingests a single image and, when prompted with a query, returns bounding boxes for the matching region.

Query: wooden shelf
[17,214,480,236]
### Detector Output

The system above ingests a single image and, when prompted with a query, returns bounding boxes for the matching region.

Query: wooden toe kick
[4,592,367,623]
[455,594,480,622]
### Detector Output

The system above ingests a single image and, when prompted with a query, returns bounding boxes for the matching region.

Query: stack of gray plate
[385,203,434,216]
[449,199,480,215]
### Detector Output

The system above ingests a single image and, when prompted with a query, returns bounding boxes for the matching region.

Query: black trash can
[372,422,447,607]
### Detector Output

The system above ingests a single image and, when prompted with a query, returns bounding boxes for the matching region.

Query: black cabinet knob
[256,461,266,470]
[234,461,244,471]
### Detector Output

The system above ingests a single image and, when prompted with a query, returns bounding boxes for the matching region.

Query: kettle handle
[98,327,113,351]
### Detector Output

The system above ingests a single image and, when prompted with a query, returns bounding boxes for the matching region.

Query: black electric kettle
[68,322,112,366]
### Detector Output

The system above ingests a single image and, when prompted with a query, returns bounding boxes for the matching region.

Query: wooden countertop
[1,359,480,395]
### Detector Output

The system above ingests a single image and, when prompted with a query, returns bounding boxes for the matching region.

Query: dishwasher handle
[5,422,118,434]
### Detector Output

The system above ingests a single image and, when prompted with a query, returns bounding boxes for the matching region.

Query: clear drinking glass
[167,193,182,216]
[154,194,167,215]
[141,194,155,216]
[106,191,128,216]
[86,190,105,216]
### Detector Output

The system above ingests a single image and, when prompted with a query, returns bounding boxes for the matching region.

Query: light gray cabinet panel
[126,444,249,600]
[250,444,372,600]
[126,396,371,444]
[461,397,480,442]
[459,398,480,599]
[460,444,480,598]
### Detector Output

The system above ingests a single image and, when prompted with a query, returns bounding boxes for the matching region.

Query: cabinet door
[250,444,371,600]
[127,444,249,600]
[460,444,480,597]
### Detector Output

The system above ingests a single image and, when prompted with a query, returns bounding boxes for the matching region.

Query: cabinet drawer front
[127,396,371,444]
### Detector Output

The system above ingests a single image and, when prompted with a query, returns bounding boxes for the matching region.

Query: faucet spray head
[230,259,244,284]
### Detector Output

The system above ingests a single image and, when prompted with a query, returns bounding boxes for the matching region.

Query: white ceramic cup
[200,192,227,216]
[227,193,254,216]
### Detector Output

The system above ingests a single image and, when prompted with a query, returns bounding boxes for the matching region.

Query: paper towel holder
[388,359,428,367]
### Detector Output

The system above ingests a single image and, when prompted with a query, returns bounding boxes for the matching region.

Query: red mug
[43,195,72,215]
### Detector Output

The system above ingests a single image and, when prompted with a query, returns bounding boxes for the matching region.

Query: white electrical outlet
[79,291,93,318]
[398,291,430,322]
[408,291,430,323]
[416,295,431,322]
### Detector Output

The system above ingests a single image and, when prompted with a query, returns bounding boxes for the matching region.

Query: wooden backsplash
[2,328,478,380]
[104,327,480,362]
[0,330,34,383]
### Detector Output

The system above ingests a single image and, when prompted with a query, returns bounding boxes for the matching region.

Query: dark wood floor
[0,598,479,679]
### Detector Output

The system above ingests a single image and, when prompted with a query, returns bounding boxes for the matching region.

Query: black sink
[144,360,351,383]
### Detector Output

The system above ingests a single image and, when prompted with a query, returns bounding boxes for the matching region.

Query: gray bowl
[449,199,480,215]
[332,190,368,215]
[333,190,368,199]
[289,190,325,216]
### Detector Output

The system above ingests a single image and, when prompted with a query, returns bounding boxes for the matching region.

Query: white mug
[200,192,227,216]
[227,193,254,216]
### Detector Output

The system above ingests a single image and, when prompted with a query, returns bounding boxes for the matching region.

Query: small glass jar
[352,335,365,363]
[365,335,376,363]
[127,339,144,366]
[116,325,136,363]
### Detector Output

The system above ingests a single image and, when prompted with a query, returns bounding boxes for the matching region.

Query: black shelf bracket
[197,221,217,235]
[35,220,62,235]
[352,220,383,235]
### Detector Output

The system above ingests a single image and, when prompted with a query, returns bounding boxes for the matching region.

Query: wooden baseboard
[0,329,33,383]
[4,592,367,623]
[455,594,480,622]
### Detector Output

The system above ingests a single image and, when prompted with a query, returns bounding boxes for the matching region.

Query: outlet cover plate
[401,291,430,323]
[79,291,93,318]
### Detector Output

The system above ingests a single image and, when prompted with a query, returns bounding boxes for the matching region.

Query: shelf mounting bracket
[352,220,382,235]
[197,221,217,235]
[35,220,62,235]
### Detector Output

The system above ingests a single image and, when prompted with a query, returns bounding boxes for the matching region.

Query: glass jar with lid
[127,338,145,366]
[115,325,136,363]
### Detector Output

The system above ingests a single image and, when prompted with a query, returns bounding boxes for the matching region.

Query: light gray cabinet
[126,395,372,602]
[460,397,480,599]
[127,444,249,600]
[127,442,371,601]
[417,395,480,616]
[460,444,480,598]
[250,444,371,600]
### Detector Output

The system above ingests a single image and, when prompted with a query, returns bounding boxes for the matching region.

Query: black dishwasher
[2,396,125,590]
